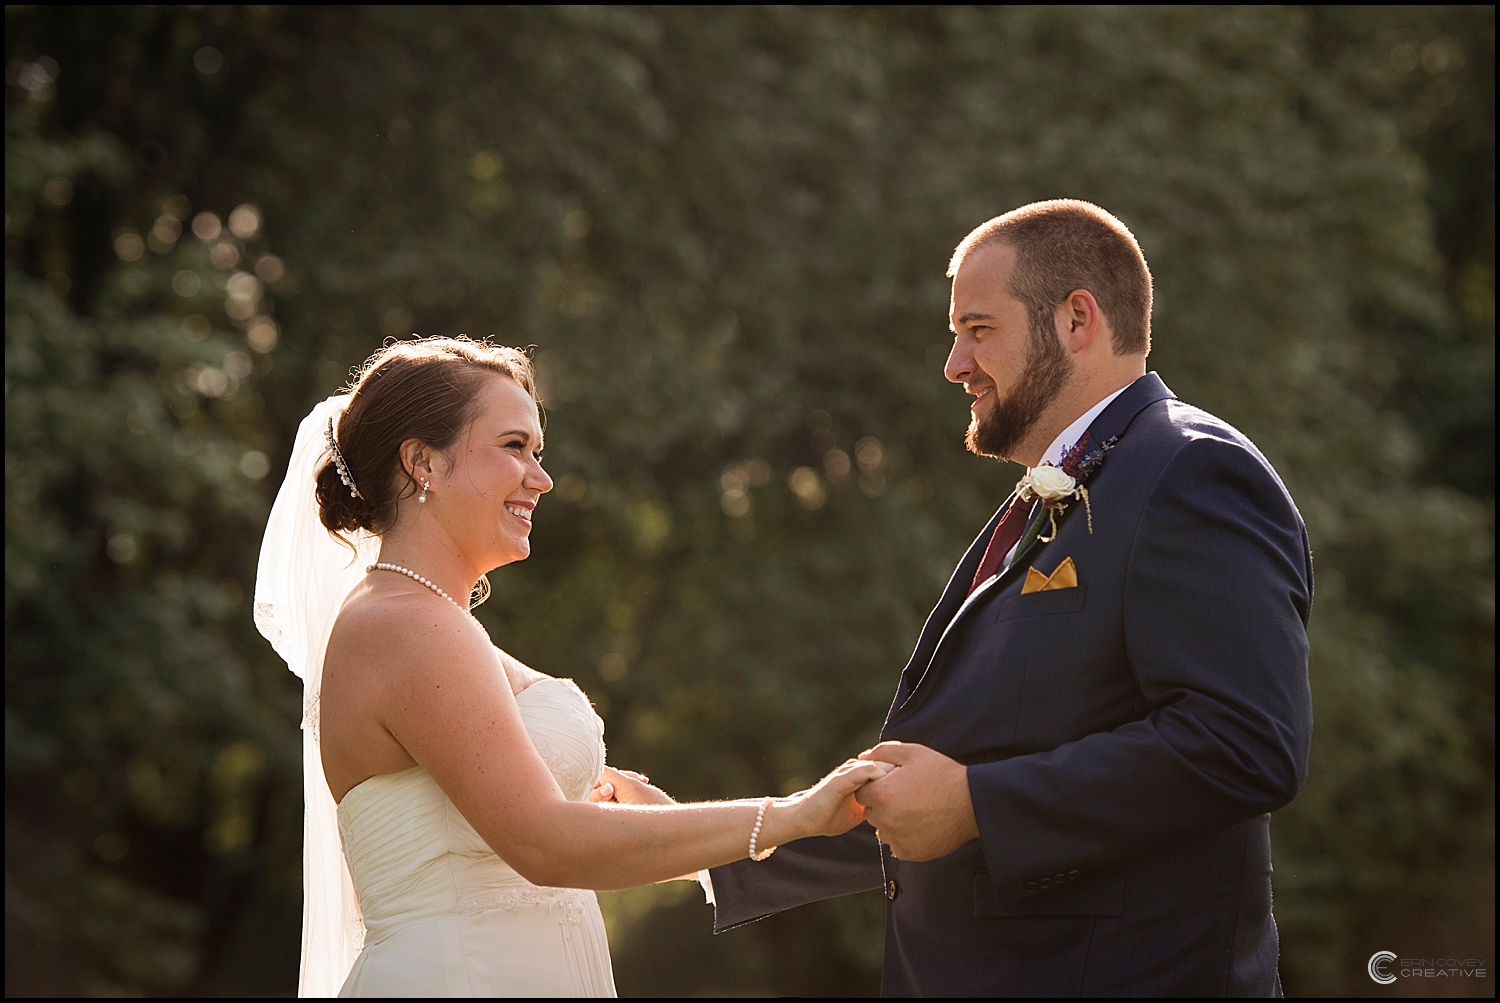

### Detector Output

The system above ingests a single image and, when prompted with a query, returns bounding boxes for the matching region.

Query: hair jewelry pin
[325,417,363,499]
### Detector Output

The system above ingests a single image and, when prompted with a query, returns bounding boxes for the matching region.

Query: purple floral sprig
[1059,432,1118,480]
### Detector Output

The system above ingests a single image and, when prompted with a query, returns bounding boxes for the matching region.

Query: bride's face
[426,375,552,569]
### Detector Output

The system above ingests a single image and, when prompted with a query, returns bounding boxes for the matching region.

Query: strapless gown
[335,677,617,997]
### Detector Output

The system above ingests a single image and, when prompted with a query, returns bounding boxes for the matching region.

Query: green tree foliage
[5,6,1491,996]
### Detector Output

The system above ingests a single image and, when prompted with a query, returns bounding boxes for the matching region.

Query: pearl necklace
[367,562,473,614]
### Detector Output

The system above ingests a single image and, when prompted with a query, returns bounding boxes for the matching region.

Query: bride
[254,336,887,997]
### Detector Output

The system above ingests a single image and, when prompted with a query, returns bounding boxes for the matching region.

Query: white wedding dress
[335,676,618,997]
[255,396,622,996]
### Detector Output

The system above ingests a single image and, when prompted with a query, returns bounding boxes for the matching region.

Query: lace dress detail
[457,886,592,925]
[334,677,614,997]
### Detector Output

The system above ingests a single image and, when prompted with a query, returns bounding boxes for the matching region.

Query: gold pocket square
[1022,556,1078,594]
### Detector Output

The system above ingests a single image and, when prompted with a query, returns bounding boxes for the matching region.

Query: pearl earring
[418,478,430,503]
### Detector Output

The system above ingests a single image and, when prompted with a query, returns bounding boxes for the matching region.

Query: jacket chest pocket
[995,585,1087,622]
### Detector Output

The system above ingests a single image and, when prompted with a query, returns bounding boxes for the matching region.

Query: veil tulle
[254,395,378,997]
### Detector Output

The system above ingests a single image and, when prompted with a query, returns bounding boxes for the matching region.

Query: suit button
[1055,873,1067,884]
[1025,881,1038,894]
[1039,877,1052,889]
[886,879,900,901]
[1068,870,1082,880]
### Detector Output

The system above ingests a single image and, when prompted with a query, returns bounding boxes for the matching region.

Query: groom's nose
[945,335,974,385]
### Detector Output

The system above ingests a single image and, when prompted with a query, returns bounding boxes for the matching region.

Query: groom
[707,200,1313,996]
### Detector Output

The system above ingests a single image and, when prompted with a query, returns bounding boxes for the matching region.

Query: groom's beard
[965,313,1072,461]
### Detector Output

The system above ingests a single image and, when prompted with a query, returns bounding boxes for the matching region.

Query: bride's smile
[504,500,534,526]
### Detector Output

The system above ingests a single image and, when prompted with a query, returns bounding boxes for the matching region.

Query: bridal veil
[254,395,378,997]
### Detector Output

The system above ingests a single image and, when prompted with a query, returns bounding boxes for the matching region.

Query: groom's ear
[1056,288,1104,354]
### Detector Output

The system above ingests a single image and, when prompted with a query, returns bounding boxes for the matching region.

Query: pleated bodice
[334,676,615,997]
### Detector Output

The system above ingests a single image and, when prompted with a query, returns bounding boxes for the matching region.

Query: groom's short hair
[949,200,1152,355]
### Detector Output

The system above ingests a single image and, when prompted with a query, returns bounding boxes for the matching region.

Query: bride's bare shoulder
[326,586,491,678]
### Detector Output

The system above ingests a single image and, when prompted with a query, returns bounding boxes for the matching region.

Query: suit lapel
[889,494,1013,710]
[888,373,1176,722]
[890,503,1044,717]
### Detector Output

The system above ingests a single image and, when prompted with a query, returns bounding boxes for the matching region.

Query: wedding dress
[336,676,617,997]
[254,395,618,996]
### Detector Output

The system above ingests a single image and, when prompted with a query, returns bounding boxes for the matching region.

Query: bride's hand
[780,758,895,839]
[588,767,675,806]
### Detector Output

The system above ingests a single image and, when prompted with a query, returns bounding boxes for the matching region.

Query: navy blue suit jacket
[709,374,1313,997]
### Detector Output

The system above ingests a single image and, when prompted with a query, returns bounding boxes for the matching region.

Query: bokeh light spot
[246,318,278,352]
[469,151,503,180]
[224,351,253,380]
[228,204,261,239]
[161,194,191,221]
[240,451,270,479]
[106,534,138,564]
[42,177,73,206]
[210,240,241,269]
[92,832,130,862]
[114,232,144,261]
[789,467,827,510]
[148,216,182,253]
[193,46,224,75]
[196,368,230,397]
[254,254,285,283]
[171,270,201,297]
[192,211,222,241]
[563,209,592,239]
[823,448,852,481]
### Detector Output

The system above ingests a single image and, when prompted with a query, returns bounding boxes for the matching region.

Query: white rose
[1025,464,1077,500]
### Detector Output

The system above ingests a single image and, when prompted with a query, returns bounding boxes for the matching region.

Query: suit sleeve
[707,823,884,932]
[967,436,1313,898]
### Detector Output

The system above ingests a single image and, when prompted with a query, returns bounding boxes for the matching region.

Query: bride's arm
[362,605,885,890]
[589,768,707,882]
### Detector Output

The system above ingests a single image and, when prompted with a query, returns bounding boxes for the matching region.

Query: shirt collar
[1038,385,1129,468]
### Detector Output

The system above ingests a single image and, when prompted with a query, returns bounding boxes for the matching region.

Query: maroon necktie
[968,495,1037,595]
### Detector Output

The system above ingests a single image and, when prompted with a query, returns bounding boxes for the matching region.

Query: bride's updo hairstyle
[316,336,538,537]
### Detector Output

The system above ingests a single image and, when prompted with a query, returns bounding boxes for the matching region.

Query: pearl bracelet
[749,796,777,861]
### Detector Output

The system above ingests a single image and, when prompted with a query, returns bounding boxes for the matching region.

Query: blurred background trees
[5,6,1491,996]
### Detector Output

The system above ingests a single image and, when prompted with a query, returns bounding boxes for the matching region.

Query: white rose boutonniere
[1023,464,1077,501]
[1018,462,1094,542]
[1012,433,1118,547]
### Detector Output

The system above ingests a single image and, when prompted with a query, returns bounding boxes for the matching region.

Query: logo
[1368,952,1490,984]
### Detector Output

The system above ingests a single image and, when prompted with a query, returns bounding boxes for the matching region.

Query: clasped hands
[589,741,977,862]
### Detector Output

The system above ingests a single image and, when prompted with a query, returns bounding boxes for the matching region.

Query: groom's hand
[856,742,979,861]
